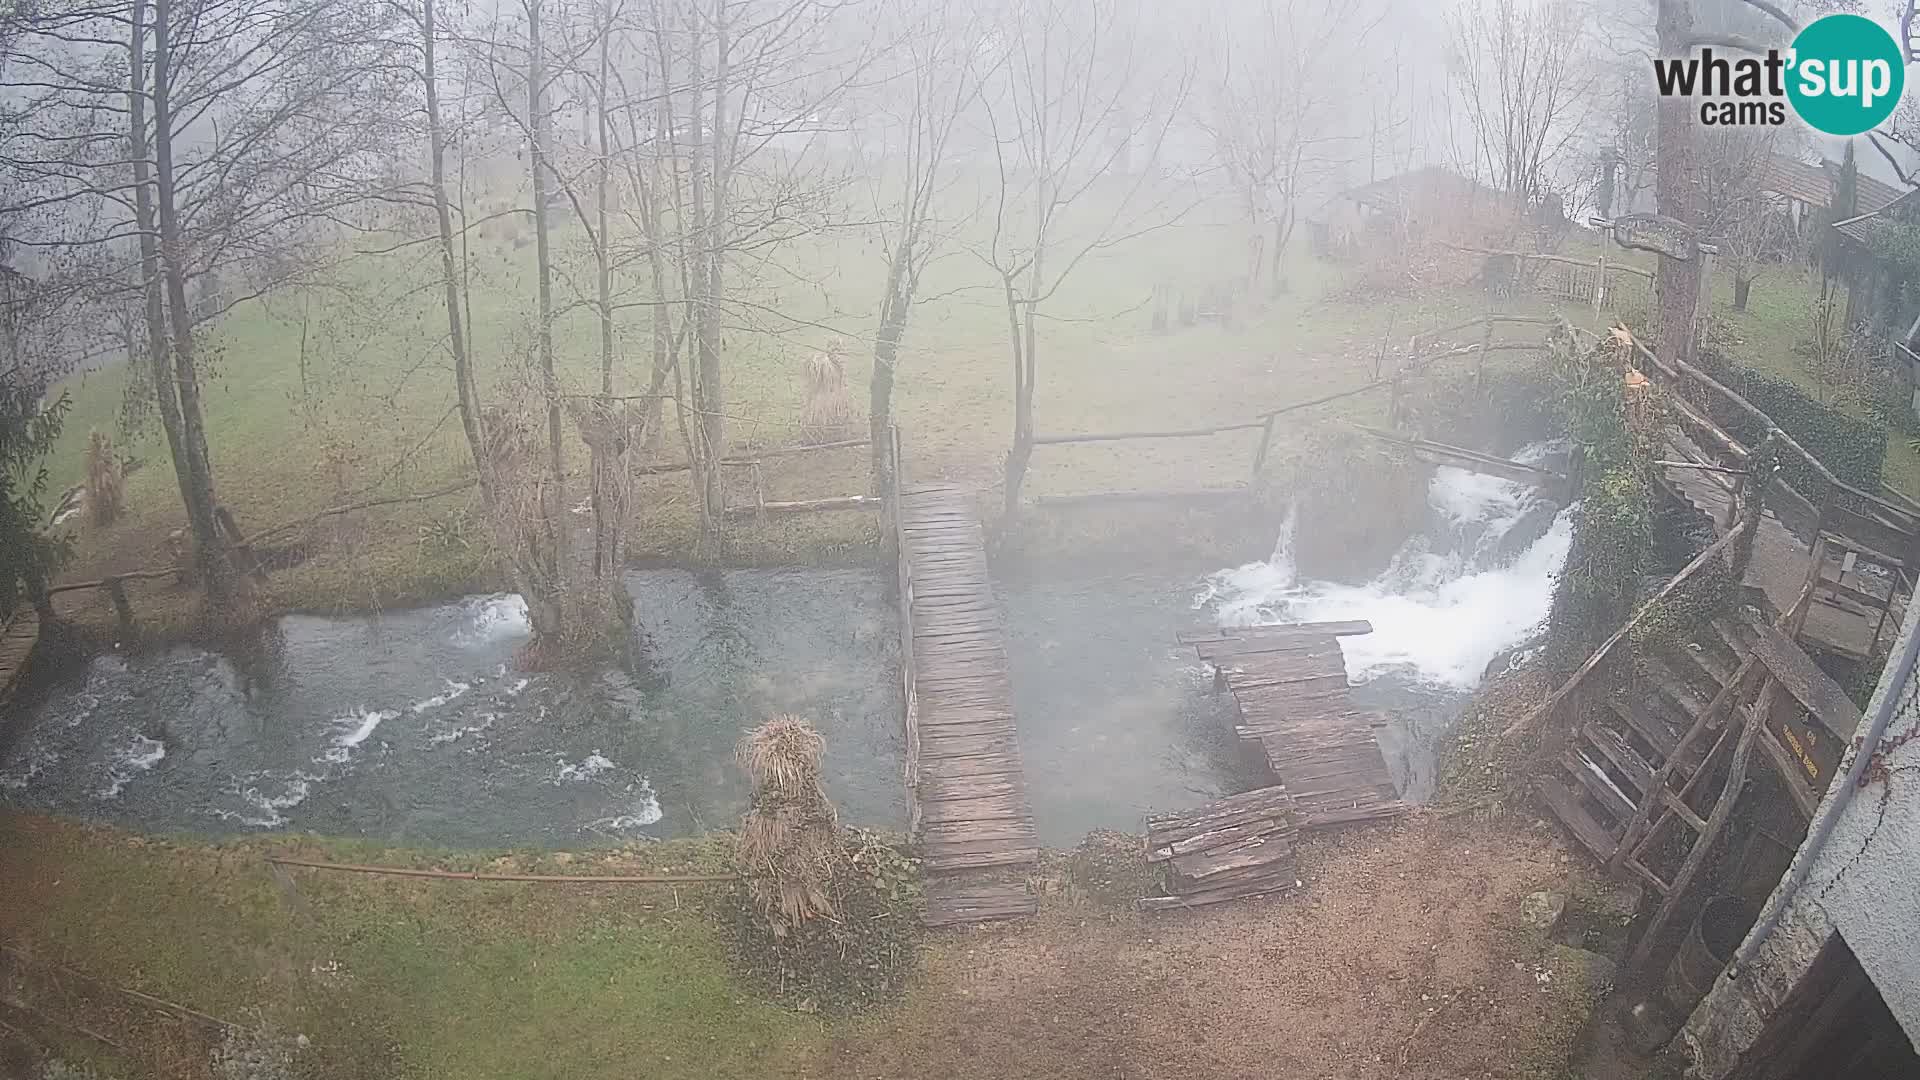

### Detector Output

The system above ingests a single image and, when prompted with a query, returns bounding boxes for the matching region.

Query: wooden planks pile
[896,484,1038,927]
[0,608,38,707]
[1186,621,1408,830]
[1140,786,1298,911]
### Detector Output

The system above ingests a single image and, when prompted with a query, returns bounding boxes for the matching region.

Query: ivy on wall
[1546,326,1657,661]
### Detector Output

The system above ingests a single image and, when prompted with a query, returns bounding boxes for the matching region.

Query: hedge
[1692,348,1886,495]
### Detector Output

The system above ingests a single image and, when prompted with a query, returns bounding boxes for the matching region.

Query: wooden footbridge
[0,608,38,707]
[892,483,1040,928]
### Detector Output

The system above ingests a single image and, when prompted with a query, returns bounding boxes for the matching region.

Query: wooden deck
[896,485,1038,926]
[1187,621,1408,830]
[0,609,38,706]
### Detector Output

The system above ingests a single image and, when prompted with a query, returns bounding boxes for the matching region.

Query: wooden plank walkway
[1188,621,1408,830]
[0,609,39,706]
[896,485,1038,926]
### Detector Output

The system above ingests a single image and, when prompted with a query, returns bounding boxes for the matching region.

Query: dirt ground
[825,814,1599,1080]
[0,810,1612,1080]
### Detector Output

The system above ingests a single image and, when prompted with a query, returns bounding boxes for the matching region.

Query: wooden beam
[1747,619,1863,740]
[1031,422,1266,445]
[1342,423,1566,488]
[1032,486,1248,507]
[1178,620,1374,645]
[1507,521,1749,737]
[720,494,881,520]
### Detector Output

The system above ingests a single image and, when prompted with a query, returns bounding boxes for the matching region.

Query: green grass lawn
[1704,262,1920,498]
[36,185,1584,630]
[0,814,818,1080]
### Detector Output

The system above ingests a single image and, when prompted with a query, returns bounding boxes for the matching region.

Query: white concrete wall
[1684,598,1920,1076]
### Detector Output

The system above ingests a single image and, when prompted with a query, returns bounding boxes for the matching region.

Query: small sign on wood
[1594,213,1697,261]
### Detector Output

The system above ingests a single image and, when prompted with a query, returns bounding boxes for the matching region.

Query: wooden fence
[1019,313,1564,507]
[883,425,920,816]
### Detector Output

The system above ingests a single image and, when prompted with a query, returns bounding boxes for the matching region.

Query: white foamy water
[211,771,316,828]
[97,735,167,799]
[319,707,398,764]
[409,679,471,714]
[553,751,616,783]
[588,780,665,831]
[460,594,530,644]
[1200,453,1574,690]
[426,710,498,746]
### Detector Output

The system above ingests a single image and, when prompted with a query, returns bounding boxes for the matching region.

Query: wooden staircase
[1535,613,1759,893]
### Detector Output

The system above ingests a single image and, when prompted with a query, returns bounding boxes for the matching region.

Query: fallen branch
[0,945,235,1032]
[236,477,479,548]
[267,856,738,884]
[44,567,179,597]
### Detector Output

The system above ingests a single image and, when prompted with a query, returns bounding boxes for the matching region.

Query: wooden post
[1475,320,1493,391]
[104,576,134,636]
[1252,415,1276,478]
[750,461,767,524]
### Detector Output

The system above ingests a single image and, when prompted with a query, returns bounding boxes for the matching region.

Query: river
[1,452,1571,847]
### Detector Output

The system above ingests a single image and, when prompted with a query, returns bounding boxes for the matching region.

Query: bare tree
[857,6,987,495]
[1444,0,1597,209]
[1198,0,1385,296]
[980,0,1190,518]
[1697,124,1795,312]
[3,0,405,609]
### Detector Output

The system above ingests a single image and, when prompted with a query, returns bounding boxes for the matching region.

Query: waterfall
[1199,444,1575,691]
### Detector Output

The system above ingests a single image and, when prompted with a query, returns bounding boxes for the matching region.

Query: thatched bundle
[735,715,843,937]
[84,430,124,526]
[797,343,855,445]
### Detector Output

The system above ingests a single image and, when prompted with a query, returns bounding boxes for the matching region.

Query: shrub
[1693,348,1887,495]
[727,827,921,1012]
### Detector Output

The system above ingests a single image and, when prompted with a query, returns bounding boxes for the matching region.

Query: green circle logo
[1787,14,1905,136]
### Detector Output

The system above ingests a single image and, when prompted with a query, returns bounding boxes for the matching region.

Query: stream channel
[1,449,1572,849]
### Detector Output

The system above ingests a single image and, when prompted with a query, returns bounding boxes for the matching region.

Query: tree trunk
[697,0,730,524]
[592,18,616,577]
[1733,272,1752,312]
[527,0,567,583]
[150,0,231,609]
[869,233,913,496]
[1002,282,1034,519]
[126,0,195,545]
[422,0,488,494]
[1654,0,1701,365]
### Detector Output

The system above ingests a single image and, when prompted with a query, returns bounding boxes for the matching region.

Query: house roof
[1761,152,1904,215]
[1326,166,1505,215]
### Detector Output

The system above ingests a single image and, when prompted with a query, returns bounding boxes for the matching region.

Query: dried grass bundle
[84,430,123,527]
[736,715,842,936]
[798,344,854,445]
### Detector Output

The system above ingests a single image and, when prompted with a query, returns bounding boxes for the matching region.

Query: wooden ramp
[0,609,38,707]
[896,485,1038,927]
[1185,621,1408,830]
